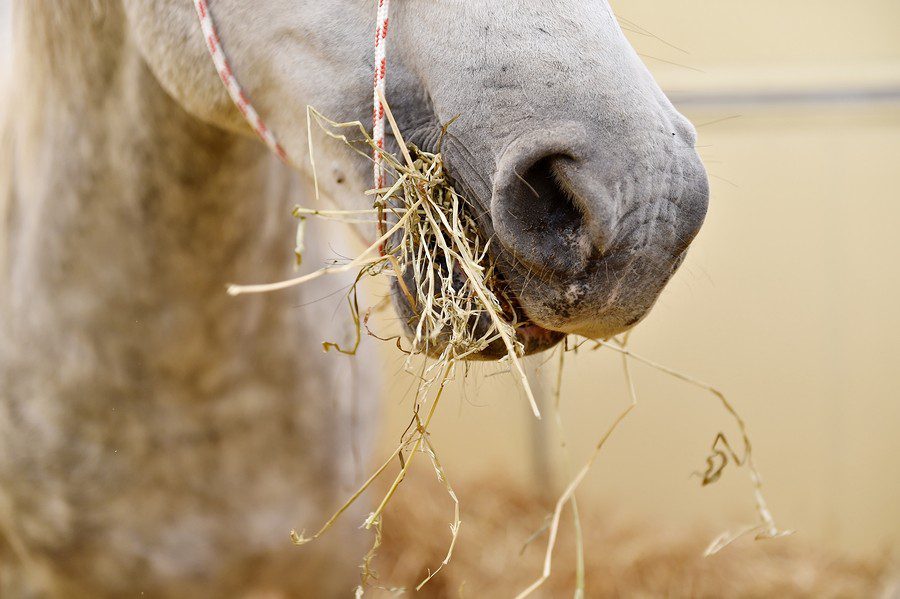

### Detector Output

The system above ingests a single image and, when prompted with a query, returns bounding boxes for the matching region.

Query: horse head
[125,0,709,351]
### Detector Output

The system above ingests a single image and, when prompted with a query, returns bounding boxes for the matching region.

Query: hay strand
[591,339,794,553]
[516,339,639,599]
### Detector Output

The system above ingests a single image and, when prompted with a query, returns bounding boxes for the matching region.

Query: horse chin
[390,280,565,361]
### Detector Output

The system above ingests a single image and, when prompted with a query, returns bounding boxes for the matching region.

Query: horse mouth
[482,269,567,358]
[383,144,566,360]
[392,259,566,361]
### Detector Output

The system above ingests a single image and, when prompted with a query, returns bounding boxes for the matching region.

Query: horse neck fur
[0,6,376,591]
[3,2,316,383]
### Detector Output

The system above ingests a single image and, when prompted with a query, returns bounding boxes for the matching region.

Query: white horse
[0,1,708,596]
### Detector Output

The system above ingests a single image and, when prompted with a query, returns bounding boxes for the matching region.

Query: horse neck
[2,3,312,383]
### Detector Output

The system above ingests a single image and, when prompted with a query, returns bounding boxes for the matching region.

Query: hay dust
[226,103,793,596]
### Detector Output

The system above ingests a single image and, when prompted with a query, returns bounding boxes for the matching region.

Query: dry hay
[228,104,796,596]
[371,474,897,598]
[230,102,537,595]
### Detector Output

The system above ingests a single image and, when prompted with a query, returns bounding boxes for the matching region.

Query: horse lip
[380,143,568,359]
[390,269,565,361]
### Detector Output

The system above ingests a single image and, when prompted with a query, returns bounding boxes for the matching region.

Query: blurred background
[1,0,898,592]
[374,0,900,564]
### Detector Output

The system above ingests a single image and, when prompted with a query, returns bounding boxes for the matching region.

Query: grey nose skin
[490,122,708,279]
[492,154,612,276]
[491,126,609,277]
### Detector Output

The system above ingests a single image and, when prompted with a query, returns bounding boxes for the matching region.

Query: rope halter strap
[192,0,391,243]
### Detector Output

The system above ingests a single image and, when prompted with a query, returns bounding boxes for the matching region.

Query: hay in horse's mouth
[393,257,565,360]
[227,104,546,411]
[386,144,565,361]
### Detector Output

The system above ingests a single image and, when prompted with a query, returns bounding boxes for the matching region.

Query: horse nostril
[492,152,610,275]
[521,157,587,238]
[492,155,591,274]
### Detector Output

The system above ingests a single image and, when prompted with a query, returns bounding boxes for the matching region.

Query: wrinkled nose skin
[390,3,710,340]
[488,116,709,339]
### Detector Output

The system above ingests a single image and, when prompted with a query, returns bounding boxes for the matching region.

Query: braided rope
[372,0,392,245]
[372,0,390,192]
[192,0,392,243]
[193,0,288,163]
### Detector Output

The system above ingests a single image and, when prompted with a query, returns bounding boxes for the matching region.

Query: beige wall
[377,1,900,557]
[623,0,900,68]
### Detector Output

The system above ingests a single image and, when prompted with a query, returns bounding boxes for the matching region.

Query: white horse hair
[0,1,707,595]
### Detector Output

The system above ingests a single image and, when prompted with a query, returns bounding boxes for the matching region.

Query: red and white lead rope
[192,0,391,240]
[372,0,392,247]
[372,0,391,192]
[192,0,288,163]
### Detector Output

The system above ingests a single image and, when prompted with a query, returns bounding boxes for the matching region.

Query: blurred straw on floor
[371,473,897,598]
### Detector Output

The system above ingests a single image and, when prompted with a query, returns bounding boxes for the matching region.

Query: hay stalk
[364,361,454,529]
[516,339,639,599]
[591,339,793,552]
[416,433,461,591]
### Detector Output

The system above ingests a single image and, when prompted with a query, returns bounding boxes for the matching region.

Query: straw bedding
[372,474,896,598]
